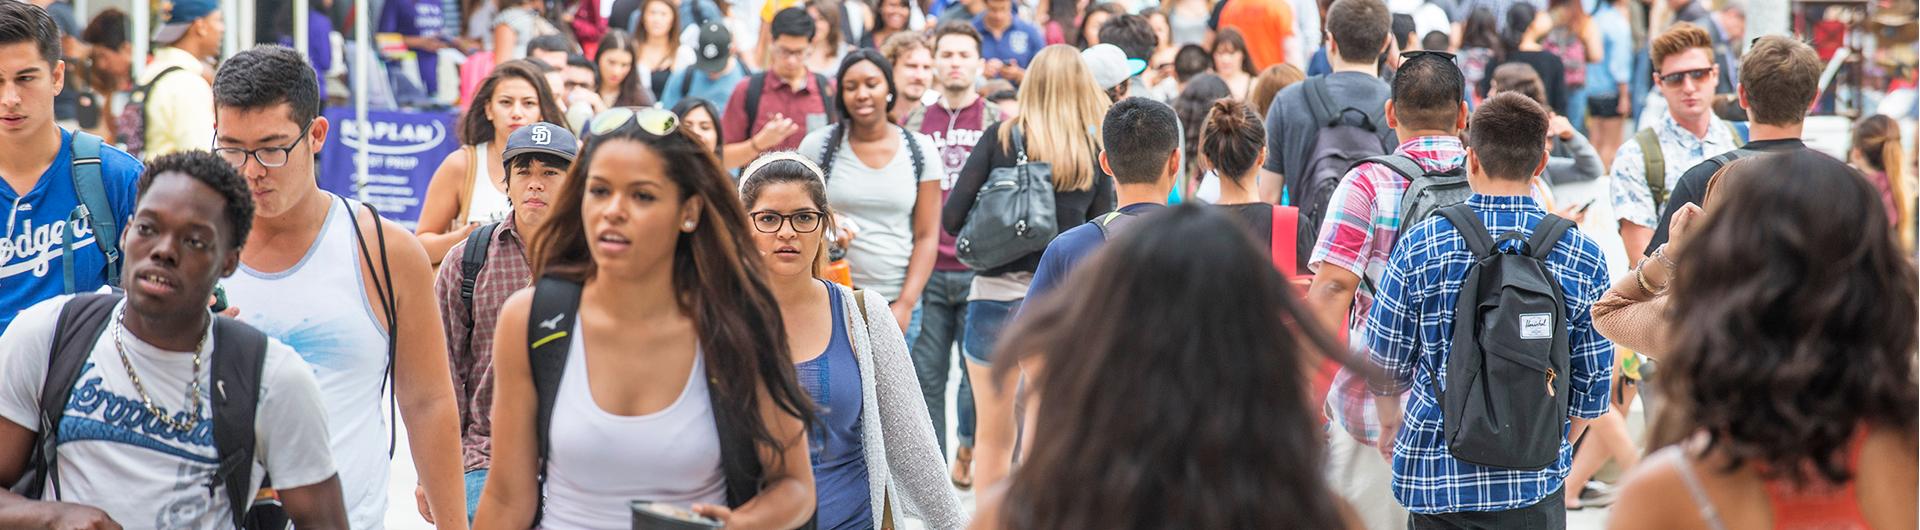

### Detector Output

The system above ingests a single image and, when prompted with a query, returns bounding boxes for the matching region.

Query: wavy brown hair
[458,60,567,146]
[1653,150,1919,486]
[992,204,1367,529]
[529,112,819,477]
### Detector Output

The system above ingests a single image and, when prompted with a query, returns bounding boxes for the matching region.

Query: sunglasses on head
[1399,50,1457,61]
[1657,67,1714,86]
[586,106,680,139]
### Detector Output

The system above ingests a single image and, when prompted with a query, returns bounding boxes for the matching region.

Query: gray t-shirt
[1260,71,1397,196]
[799,126,944,300]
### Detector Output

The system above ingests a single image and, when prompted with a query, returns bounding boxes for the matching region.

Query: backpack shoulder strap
[1435,203,1496,258]
[1094,210,1136,241]
[1304,76,1337,126]
[67,131,118,292]
[901,126,925,181]
[1526,214,1574,260]
[342,197,400,458]
[814,73,835,123]
[459,222,500,324]
[1271,205,1299,277]
[14,294,119,500]
[209,316,270,530]
[1635,128,1667,204]
[1357,154,1424,181]
[744,73,767,130]
[528,275,584,526]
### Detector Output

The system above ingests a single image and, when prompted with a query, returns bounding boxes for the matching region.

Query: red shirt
[721,73,835,153]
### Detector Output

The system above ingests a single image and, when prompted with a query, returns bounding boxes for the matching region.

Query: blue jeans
[910,270,976,454]
[464,468,487,523]
[1566,84,1590,136]
[962,298,1020,366]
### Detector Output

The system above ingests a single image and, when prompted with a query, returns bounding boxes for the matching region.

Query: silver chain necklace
[112,308,209,433]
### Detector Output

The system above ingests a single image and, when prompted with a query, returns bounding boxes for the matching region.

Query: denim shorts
[961,299,1020,366]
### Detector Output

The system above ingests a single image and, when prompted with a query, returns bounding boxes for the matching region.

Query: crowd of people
[0,0,1914,528]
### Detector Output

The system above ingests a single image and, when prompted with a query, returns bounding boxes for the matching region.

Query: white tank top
[221,195,392,529]
[540,321,728,528]
[468,142,512,225]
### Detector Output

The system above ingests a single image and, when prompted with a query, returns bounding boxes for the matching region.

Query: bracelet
[1652,245,1677,273]
[1635,265,1668,295]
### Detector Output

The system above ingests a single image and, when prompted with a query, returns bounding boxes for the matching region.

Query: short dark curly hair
[138,151,256,249]
[213,45,321,128]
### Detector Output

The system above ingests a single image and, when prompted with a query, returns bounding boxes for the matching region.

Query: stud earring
[682,220,697,231]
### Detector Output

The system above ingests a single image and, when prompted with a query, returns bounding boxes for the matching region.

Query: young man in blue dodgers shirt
[0,0,142,333]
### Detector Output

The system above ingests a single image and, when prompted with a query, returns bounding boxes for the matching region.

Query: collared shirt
[721,72,833,153]
[139,47,214,160]
[1607,111,1738,229]
[433,215,532,472]
[972,15,1045,69]
[1309,135,1464,447]
[1367,194,1612,514]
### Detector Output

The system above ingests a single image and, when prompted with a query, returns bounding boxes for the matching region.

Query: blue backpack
[60,131,121,293]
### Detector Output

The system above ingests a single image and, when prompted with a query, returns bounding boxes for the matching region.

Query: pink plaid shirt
[433,216,532,472]
[1308,135,1466,448]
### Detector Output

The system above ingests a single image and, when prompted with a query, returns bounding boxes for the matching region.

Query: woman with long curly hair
[473,107,819,529]
[972,204,1364,530]
[1607,150,1919,530]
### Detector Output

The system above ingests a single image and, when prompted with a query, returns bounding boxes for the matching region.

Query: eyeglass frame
[212,120,316,169]
[748,209,826,234]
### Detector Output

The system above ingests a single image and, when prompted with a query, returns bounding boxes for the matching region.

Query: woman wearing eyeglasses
[738,153,967,530]
[473,107,819,530]
[797,50,945,333]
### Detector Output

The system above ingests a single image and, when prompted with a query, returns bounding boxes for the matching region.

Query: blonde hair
[1000,45,1111,192]
[1854,115,1912,249]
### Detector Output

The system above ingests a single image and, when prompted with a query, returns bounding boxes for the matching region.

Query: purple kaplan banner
[318,107,460,229]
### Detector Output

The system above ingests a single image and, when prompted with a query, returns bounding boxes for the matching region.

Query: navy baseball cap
[154,0,219,45]
[502,122,579,169]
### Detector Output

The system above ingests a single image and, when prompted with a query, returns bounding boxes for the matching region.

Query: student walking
[740,154,966,530]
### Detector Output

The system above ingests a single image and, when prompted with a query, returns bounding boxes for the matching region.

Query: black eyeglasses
[586,106,680,139]
[750,210,824,234]
[213,121,315,168]
[1656,67,1715,87]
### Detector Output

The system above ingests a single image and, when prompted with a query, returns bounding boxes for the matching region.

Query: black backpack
[113,66,185,158]
[524,276,817,529]
[1290,76,1388,274]
[458,222,501,324]
[1433,205,1575,471]
[9,293,283,529]
[743,72,836,133]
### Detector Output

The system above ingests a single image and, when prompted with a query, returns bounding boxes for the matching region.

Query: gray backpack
[956,125,1058,270]
[1291,77,1387,273]
[1356,154,1473,233]
[1433,205,1575,471]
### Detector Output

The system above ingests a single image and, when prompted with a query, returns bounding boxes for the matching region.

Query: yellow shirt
[760,0,805,22]
[137,47,215,160]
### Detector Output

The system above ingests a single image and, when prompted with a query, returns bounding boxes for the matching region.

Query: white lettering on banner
[0,218,94,280]
[337,118,450,155]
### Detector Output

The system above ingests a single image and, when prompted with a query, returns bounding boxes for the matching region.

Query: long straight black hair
[992,204,1364,529]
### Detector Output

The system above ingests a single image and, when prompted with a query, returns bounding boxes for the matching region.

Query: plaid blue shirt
[1367,194,1613,514]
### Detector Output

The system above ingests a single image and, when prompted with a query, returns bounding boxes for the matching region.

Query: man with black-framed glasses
[209,45,471,530]
[431,121,576,523]
[1607,23,1741,269]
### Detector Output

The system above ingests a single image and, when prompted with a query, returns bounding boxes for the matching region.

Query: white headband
[739,151,829,193]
